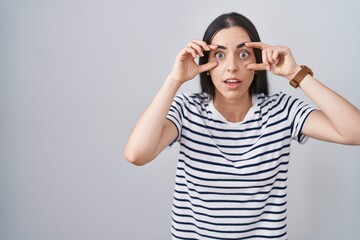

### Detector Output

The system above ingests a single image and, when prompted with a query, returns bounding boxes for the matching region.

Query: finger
[192,39,210,51]
[208,45,218,50]
[261,50,270,70]
[266,48,275,65]
[245,42,270,50]
[187,43,204,57]
[246,63,267,71]
[185,47,197,58]
[272,50,280,65]
[198,61,218,73]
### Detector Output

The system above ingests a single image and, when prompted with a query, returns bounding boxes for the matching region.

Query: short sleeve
[166,94,185,144]
[288,96,315,144]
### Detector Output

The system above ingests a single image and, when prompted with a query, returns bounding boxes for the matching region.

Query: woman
[124,12,360,239]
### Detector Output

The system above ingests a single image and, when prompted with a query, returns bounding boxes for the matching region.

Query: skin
[124,26,360,166]
[208,27,256,122]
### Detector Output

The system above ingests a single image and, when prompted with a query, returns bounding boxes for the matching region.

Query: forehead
[211,26,251,46]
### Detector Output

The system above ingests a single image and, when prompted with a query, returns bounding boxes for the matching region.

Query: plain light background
[1,0,359,239]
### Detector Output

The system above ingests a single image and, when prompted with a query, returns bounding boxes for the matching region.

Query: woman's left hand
[245,42,301,80]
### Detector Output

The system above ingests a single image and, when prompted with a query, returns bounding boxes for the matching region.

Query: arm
[124,40,218,166]
[298,74,360,145]
[245,42,360,145]
[124,78,180,166]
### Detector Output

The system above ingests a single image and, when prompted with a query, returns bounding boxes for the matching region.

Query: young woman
[124,12,360,239]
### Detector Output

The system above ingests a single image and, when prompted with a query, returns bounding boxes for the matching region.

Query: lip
[223,78,242,89]
[223,77,242,83]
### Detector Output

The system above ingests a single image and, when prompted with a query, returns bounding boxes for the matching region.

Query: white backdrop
[1,0,359,239]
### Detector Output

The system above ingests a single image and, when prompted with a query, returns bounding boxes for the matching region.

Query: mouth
[223,78,242,88]
[224,79,241,83]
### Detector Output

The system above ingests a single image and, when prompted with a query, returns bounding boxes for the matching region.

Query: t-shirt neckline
[208,94,258,124]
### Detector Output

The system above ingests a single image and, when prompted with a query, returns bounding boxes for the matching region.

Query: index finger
[192,39,211,51]
[245,42,270,50]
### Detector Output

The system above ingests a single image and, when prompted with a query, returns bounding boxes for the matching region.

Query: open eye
[239,51,249,59]
[214,51,225,59]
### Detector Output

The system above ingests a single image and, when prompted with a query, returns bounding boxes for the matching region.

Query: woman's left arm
[296,73,360,145]
[245,42,360,145]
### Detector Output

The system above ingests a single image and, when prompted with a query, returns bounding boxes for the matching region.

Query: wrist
[165,75,183,89]
[286,66,302,81]
[288,65,314,89]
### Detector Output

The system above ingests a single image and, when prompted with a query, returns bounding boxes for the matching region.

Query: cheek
[209,61,221,73]
[239,56,256,72]
[209,67,223,85]
[245,69,255,79]
[236,59,253,72]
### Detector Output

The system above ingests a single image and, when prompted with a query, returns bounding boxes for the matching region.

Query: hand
[168,40,218,84]
[245,42,301,80]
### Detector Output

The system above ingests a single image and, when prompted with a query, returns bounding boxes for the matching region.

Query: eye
[214,51,225,59]
[239,51,249,59]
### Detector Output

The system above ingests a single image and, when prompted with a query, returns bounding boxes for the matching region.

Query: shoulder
[174,92,211,106]
[171,93,213,119]
[256,92,299,108]
[253,92,308,119]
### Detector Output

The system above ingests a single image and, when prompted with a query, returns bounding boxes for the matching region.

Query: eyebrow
[216,42,247,49]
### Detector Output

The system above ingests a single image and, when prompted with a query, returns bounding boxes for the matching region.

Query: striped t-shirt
[166,92,314,240]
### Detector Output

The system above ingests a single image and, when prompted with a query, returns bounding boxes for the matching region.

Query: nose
[226,57,239,72]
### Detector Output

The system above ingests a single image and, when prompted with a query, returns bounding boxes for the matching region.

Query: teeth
[225,79,240,83]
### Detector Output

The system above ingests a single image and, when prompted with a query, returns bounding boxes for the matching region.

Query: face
[209,26,256,102]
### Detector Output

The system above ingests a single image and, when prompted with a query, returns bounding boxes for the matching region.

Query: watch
[289,65,313,88]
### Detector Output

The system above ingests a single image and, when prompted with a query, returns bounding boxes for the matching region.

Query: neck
[213,93,252,123]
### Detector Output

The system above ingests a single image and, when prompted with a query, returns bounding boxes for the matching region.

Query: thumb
[198,61,218,73]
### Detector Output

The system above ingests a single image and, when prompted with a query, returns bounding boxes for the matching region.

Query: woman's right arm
[124,40,218,166]
[124,77,181,166]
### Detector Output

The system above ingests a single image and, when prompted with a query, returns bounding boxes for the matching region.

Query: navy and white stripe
[167,92,314,239]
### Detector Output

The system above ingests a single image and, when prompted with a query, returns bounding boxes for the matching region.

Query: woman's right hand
[168,40,218,84]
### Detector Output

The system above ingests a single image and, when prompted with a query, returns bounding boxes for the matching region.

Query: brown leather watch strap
[289,65,313,88]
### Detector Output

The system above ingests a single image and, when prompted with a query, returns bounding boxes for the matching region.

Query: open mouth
[224,79,241,83]
[223,79,242,89]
